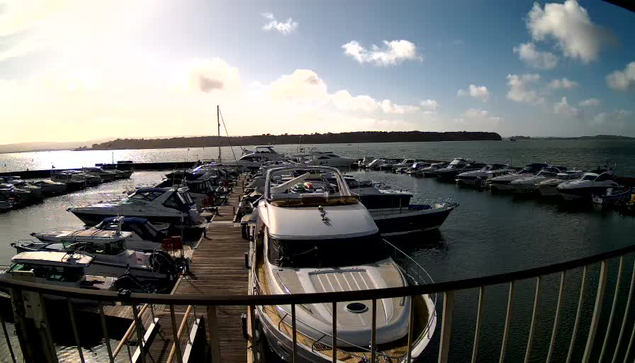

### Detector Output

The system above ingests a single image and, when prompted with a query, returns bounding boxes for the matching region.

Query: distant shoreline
[82,131,502,151]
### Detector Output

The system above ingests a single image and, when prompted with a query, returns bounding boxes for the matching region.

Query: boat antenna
[217,105,222,163]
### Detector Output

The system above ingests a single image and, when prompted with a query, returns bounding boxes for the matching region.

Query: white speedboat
[366,158,388,170]
[2,251,117,293]
[419,162,448,177]
[537,170,584,196]
[12,236,179,284]
[488,163,548,191]
[305,152,355,168]
[51,171,88,191]
[29,216,166,251]
[69,187,203,226]
[510,166,566,194]
[557,171,621,201]
[82,167,119,182]
[434,159,483,181]
[250,165,436,363]
[456,164,513,186]
[238,146,288,167]
[33,180,67,196]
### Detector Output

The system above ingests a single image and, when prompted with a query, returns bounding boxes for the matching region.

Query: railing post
[582,261,608,363]
[10,288,58,363]
[371,298,377,362]
[331,301,337,363]
[599,257,623,362]
[499,281,515,363]
[547,271,566,363]
[291,304,297,363]
[66,298,85,363]
[0,314,17,363]
[524,276,543,363]
[206,305,221,362]
[170,305,184,363]
[131,304,147,363]
[407,295,416,363]
[97,301,114,363]
[438,291,454,363]
[567,265,589,363]
[471,287,485,363]
[612,261,635,363]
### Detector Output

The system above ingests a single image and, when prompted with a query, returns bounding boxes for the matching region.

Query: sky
[0,0,634,144]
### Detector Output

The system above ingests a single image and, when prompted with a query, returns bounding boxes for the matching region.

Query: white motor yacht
[537,170,585,196]
[82,167,119,182]
[305,152,355,168]
[51,171,88,191]
[419,162,448,177]
[250,165,436,363]
[11,236,179,285]
[237,146,288,167]
[557,171,621,201]
[29,216,166,251]
[488,163,548,191]
[69,187,203,226]
[456,164,513,186]
[434,158,482,180]
[2,251,117,293]
[510,166,566,194]
[33,180,67,196]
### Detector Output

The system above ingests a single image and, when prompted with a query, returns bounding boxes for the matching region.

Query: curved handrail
[0,243,634,305]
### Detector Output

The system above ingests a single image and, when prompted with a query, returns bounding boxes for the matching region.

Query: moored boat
[250,165,437,362]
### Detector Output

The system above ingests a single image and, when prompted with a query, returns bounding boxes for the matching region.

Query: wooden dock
[137,178,250,363]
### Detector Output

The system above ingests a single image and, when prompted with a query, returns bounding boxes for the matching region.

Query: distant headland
[82,131,503,151]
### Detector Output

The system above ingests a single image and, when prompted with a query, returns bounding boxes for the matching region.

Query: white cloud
[606,62,635,91]
[419,99,439,111]
[454,108,503,130]
[553,96,579,118]
[579,98,600,107]
[0,1,156,62]
[269,69,328,102]
[506,74,543,104]
[592,110,633,127]
[330,90,378,113]
[261,12,298,35]
[342,40,422,66]
[379,100,420,114]
[526,0,616,63]
[457,84,490,101]
[187,58,242,94]
[513,42,558,70]
[548,78,579,90]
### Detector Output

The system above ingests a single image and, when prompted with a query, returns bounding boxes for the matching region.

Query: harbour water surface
[1,140,634,362]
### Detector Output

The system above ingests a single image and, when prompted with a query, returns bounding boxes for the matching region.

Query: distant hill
[0,141,89,154]
[543,135,635,140]
[86,131,502,150]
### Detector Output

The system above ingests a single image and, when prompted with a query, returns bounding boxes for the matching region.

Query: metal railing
[0,242,635,362]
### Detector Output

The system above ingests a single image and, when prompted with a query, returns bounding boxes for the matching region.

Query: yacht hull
[558,186,614,201]
[538,184,559,197]
[71,210,186,226]
[371,205,455,236]
[256,293,436,363]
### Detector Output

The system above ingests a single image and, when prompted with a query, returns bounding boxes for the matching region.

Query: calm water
[1,140,634,362]
[3,139,635,175]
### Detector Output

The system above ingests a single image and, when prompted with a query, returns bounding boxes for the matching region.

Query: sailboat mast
[217,105,221,163]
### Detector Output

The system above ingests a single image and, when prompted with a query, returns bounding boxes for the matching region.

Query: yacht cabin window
[267,234,388,268]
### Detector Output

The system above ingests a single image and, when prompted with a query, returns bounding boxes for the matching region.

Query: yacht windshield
[268,234,389,268]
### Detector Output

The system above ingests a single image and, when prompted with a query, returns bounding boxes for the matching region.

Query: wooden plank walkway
[143,178,250,363]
